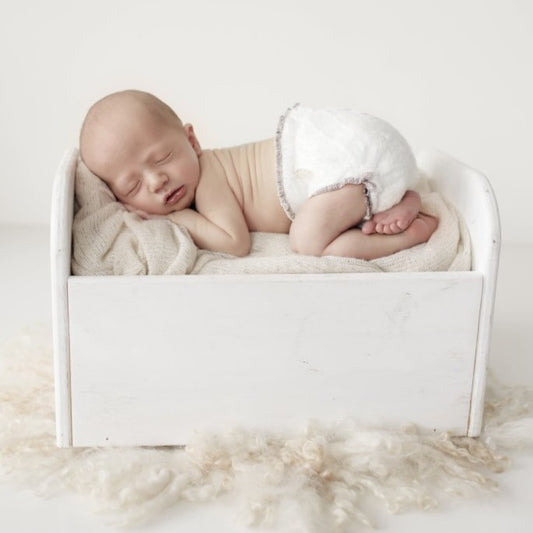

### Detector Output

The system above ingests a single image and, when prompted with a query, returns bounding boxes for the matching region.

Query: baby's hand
[123,204,161,220]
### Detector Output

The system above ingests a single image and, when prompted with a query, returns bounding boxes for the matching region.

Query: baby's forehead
[99,99,155,129]
[85,106,162,158]
[81,94,180,171]
[82,91,180,149]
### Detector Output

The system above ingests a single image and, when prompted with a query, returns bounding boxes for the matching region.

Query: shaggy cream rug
[1,326,532,532]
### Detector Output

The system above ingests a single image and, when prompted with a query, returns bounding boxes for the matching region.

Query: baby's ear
[184,123,202,155]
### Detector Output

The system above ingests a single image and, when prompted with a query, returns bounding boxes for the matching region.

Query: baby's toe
[396,218,409,230]
[361,219,377,235]
[389,222,401,234]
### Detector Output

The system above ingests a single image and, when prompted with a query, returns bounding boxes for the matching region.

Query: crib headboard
[418,149,501,435]
[417,149,501,277]
[50,147,78,445]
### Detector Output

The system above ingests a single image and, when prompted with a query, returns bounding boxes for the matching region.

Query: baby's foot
[403,212,439,247]
[361,190,421,235]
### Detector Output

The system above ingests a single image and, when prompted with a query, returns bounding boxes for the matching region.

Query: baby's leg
[289,184,369,257]
[361,190,421,235]
[289,185,437,259]
[323,214,438,260]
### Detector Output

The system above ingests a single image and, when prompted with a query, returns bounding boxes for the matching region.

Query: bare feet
[321,212,438,260]
[361,190,421,235]
[403,213,439,248]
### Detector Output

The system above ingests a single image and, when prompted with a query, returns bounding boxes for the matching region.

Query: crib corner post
[467,171,501,439]
[50,148,78,447]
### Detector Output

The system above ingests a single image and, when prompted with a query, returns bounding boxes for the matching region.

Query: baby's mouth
[165,186,185,206]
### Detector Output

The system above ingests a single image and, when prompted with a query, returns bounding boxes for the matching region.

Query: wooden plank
[418,150,501,436]
[68,272,482,446]
[50,148,78,447]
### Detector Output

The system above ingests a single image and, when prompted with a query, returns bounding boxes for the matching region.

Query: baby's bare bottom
[289,184,438,260]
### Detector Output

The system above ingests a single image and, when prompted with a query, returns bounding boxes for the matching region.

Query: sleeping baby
[79,90,438,259]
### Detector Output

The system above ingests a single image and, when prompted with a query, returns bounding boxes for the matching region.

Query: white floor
[1,225,532,533]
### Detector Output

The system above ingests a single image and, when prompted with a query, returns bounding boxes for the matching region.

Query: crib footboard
[51,148,500,447]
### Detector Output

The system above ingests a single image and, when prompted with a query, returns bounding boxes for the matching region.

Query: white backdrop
[1,0,531,243]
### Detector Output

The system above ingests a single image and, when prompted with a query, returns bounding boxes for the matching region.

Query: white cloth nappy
[275,104,419,220]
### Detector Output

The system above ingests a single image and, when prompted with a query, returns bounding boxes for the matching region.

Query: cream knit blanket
[72,161,470,276]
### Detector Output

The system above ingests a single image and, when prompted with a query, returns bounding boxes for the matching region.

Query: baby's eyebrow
[145,141,170,162]
[114,174,137,195]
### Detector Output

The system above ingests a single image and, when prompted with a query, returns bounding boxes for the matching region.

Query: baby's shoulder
[197,149,235,193]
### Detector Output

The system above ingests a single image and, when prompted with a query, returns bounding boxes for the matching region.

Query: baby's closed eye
[156,151,173,164]
[126,181,141,196]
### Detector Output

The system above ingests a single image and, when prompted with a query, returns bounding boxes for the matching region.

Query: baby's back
[199,139,291,233]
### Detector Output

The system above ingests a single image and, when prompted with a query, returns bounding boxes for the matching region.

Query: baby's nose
[146,171,168,192]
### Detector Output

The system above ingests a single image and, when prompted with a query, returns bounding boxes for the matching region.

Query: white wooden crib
[51,148,500,447]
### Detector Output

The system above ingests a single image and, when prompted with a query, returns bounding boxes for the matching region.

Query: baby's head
[80,90,202,215]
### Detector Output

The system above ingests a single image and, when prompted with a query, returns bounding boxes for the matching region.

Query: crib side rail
[417,149,501,436]
[50,148,78,446]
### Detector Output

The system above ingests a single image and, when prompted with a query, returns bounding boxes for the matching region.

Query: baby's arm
[167,173,251,256]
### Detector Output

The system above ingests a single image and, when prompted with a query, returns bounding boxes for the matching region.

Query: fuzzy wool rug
[1,326,533,532]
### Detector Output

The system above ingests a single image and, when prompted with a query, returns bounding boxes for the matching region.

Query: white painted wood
[50,148,78,447]
[418,150,501,436]
[68,273,482,446]
[52,147,500,446]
